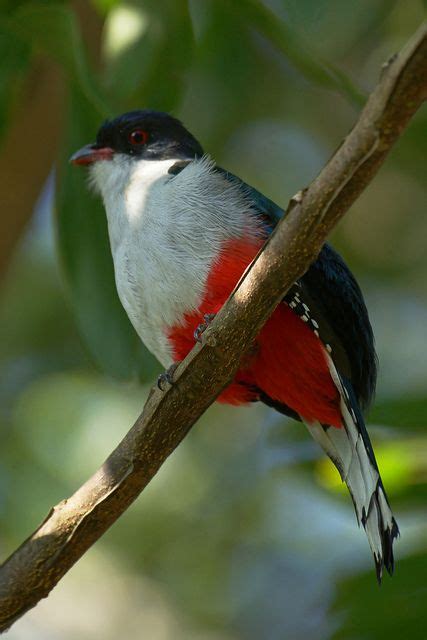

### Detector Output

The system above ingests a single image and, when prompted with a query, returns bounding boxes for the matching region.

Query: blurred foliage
[333,552,427,640]
[0,0,426,639]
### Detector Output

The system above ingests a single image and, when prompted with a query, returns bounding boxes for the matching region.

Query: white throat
[90,156,179,252]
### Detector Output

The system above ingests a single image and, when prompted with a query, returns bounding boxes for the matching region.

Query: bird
[70,109,399,581]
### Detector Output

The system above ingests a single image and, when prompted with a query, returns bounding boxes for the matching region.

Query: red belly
[167,238,342,427]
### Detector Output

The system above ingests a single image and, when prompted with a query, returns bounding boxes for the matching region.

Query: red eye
[128,129,149,145]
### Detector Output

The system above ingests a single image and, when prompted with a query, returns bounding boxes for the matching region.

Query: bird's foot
[194,313,216,343]
[157,362,180,391]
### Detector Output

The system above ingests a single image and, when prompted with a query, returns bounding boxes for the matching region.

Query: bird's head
[70,110,204,193]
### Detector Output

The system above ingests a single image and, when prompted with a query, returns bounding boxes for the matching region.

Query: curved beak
[69,144,114,166]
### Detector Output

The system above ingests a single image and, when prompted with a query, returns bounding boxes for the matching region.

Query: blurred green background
[0,1,426,638]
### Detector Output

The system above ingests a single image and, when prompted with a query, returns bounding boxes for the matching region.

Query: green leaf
[0,23,30,142]
[229,0,365,107]
[91,0,121,15]
[56,84,158,380]
[103,0,194,112]
[333,551,427,639]
[9,2,109,117]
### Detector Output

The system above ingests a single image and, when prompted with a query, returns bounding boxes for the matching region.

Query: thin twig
[0,22,425,632]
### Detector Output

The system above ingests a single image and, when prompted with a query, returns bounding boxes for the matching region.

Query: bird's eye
[128,129,149,145]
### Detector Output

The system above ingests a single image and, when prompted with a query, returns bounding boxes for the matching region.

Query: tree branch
[0,22,425,632]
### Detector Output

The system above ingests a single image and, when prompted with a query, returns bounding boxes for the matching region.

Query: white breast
[90,155,260,367]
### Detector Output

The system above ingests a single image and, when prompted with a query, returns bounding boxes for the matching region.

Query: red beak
[69,144,114,166]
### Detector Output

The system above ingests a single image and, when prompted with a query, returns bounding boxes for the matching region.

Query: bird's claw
[194,313,216,343]
[157,362,180,391]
